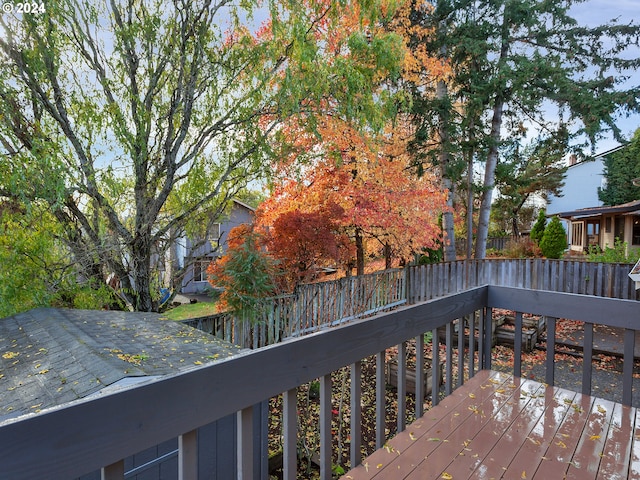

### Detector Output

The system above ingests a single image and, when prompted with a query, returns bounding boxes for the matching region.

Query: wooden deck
[342,370,640,479]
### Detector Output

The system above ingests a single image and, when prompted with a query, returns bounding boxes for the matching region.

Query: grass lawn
[163,301,219,321]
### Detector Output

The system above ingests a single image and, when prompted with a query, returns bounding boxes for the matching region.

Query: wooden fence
[183,259,638,347]
[182,268,406,347]
[407,259,638,302]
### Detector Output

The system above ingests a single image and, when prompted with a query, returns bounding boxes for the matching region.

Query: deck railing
[2,285,640,479]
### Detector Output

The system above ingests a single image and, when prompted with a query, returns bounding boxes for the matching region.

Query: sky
[569,0,640,154]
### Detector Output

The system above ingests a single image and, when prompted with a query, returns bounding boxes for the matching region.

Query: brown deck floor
[342,370,640,479]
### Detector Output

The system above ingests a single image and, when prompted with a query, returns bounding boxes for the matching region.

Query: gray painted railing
[3,285,640,479]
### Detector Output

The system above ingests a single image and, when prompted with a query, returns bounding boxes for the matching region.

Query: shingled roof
[0,308,243,419]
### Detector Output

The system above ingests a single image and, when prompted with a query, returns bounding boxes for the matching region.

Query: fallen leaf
[590,435,601,441]
[441,473,453,479]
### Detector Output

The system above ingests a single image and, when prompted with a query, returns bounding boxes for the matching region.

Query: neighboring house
[546,145,625,245]
[180,199,256,294]
[554,199,640,253]
[0,308,267,479]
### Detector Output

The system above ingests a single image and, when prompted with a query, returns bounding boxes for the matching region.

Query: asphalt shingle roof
[0,308,242,419]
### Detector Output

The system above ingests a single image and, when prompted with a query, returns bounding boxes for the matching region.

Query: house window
[633,217,640,246]
[193,259,212,282]
[208,223,221,245]
[605,217,612,233]
[615,216,625,241]
[571,222,584,247]
[586,220,600,247]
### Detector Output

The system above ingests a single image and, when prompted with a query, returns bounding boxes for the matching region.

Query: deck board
[341,371,639,480]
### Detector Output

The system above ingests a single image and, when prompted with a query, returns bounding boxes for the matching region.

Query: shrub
[530,209,546,244]
[539,216,567,259]
[503,238,541,258]
[586,238,640,263]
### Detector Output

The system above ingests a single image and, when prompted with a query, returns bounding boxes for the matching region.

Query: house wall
[181,201,255,294]
[547,157,605,245]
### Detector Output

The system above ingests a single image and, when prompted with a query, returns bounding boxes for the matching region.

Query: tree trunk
[474,96,504,259]
[437,76,456,263]
[355,228,365,276]
[384,242,392,269]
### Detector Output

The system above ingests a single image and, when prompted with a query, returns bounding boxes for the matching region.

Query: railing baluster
[376,351,385,449]
[483,307,493,370]
[432,327,440,406]
[623,329,635,406]
[546,317,557,386]
[178,429,197,480]
[101,460,124,480]
[514,312,523,377]
[457,318,464,387]
[350,361,362,469]
[237,406,253,479]
[397,342,407,432]
[582,323,594,396]
[468,312,476,378]
[478,310,485,372]
[283,389,297,480]
[415,334,425,418]
[445,322,453,395]
[319,374,332,480]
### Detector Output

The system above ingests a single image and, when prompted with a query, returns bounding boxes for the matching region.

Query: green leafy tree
[530,209,547,245]
[0,203,115,317]
[423,0,640,259]
[539,216,567,259]
[0,0,401,311]
[598,128,640,206]
[494,134,567,236]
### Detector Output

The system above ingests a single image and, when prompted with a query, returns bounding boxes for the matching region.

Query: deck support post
[101,460,124,480]
[178,429,197,480]
[237,406,253,479]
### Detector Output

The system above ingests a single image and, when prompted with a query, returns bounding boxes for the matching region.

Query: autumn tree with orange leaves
[257,0,450,279]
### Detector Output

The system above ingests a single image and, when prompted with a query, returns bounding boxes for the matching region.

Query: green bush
[530,209,546,244]
[539,216,567,259]
[587,238,640,263]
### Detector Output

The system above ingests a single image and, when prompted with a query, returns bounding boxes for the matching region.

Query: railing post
[178,429,198,480]
[237,406,253,479]
[101,460,124,480]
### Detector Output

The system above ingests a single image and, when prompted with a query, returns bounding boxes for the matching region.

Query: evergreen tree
[598,128,640,206]
[422,0,640,259]
[539,216,567,259]
[530,209,547,245]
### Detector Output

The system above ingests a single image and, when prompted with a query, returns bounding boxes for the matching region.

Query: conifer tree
[540,216,567,259]
[598,128,640,206]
